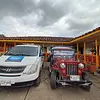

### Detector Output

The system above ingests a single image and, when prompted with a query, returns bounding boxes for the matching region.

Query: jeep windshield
[53,50,75,59]
[5,46,38,56]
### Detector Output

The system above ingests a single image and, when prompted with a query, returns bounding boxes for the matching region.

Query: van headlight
[60,63,66,69]
[78,63,84,69]
[23,64,38,75]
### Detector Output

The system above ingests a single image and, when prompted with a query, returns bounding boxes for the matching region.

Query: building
[0,27,100,72]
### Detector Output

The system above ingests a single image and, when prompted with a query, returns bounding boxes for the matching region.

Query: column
[3,42,6,53]
[84,41,86,64]
[14,42,16,46]
[77,43,79,61]
[95,39,99,68]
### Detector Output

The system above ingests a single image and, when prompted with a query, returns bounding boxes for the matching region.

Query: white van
[0,44,43,87]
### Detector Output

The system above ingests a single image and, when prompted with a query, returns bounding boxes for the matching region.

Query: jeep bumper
[57,80,92,86]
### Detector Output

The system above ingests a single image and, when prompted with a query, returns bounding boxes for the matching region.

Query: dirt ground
[0,62,100,100]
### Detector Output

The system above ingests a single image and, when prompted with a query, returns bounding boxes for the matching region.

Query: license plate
[0,80,11,86]
[70,75,80,81]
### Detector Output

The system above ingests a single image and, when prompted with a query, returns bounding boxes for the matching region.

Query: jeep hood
[0,55,38,66]
[56,57,78,63]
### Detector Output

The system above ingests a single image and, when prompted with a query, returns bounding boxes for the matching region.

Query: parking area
[0,63,100,100]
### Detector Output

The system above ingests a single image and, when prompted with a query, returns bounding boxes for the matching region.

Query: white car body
[0,44,43,87]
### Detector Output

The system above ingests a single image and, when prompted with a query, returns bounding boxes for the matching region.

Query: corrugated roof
[0,36,73,42]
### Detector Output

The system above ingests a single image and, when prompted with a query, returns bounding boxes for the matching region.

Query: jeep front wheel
[50,71,57,89]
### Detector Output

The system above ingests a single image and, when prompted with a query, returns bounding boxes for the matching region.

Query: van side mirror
[39,52,45,56]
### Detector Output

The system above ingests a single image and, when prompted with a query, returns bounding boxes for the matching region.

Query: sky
[0,0,100,37]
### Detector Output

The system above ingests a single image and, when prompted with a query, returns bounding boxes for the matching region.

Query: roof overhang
[0,40,69,45]
[0,27,100,46]
[70,27,100,44]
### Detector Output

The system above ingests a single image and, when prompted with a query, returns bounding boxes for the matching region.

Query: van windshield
[5,46,38,56]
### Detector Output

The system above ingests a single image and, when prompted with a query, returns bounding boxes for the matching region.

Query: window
[5,46,38,56]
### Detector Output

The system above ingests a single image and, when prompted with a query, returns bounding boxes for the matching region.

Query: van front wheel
[34,73,41,87]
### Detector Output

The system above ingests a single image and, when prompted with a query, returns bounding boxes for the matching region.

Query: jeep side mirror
[78,56,82,62]
[78,59,80,62]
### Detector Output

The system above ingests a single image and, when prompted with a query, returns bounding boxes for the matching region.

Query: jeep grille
[66,64,78,75]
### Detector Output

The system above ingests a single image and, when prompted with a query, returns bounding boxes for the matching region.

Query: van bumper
[0,72,39,87]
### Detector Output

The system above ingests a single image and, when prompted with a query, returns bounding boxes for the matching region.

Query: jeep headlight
[78,63,84,69]
[60,63,66,69]
[23,64,38,75]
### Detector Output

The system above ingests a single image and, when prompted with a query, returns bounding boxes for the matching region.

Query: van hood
[0,55,38,66]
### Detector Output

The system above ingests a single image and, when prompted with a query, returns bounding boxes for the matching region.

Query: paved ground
[0,63,100,100]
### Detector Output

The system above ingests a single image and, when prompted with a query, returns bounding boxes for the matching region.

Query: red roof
[0,36,73,42]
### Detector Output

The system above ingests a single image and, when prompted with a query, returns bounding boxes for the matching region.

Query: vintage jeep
[48,46,92,91]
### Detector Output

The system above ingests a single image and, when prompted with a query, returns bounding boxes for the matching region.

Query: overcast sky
[0,0,100,37]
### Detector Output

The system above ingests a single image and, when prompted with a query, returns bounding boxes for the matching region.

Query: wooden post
[14,42,16,46]
[84,41,86,64]
[3,42,6,53]
[95,39,99,68]
[77,43,79,61]
[43,44,44,52]
[99,46,100,56]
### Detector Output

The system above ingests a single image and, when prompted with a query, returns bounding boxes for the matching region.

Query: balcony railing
[75,54,100,67]
[75,54,98,65]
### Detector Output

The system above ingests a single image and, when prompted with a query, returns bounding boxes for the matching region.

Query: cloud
[0,16,56,36]
[0,0,37,18]
[37,0,69,26]
[0,0,100,37]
